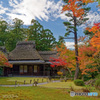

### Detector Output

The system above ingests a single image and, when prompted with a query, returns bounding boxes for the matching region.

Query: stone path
[0,80,60,87]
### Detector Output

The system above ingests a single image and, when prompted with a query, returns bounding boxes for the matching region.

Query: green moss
[74,79,85,86]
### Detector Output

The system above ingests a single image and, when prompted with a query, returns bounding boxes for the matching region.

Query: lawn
[0,77,49,85]
[0,86,99,100]
[39,81,85,89]
[0,77,99,99]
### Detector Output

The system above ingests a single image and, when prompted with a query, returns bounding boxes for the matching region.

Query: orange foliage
[0,52,12,68]
[62,0,84,18]
[56,43,76,70]
[86,23,100,51]
[54,43,98,76]
[82,0,93,4]
[62,0,94,18]
[78,45,98,75]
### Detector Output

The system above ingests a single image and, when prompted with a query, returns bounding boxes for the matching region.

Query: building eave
[9,60,45,64]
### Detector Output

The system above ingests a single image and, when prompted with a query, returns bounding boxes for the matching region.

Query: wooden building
[7,41,58,76]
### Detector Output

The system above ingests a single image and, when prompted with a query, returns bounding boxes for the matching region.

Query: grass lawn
[0,77,49,85]
[0,86,99,100]
[39,81,85,89]
[0,77,99,99]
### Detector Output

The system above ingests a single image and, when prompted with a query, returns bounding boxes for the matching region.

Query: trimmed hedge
[74,79,85,86]
[95,79,100,90]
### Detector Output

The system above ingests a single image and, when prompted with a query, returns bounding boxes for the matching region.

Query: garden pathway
[0,80,60,87]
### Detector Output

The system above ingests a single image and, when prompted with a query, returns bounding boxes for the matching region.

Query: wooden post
[24,80,26,84]
[64,77,67,82]
[42,79,43,82]
[60,78,62,82]
[30,80,32,84]
[15,81,17,85]
[49,77,51,82]
[34,79,35,83]
[34,81,38,86]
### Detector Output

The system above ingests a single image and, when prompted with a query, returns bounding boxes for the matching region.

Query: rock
[85,79,96,86]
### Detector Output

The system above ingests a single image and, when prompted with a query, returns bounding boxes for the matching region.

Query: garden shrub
[74,79,85,86]
[95,79,100,90]
[96,74,100,79]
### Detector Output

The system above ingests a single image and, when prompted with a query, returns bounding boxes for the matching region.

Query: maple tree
[86,23,100,51]
[49,57,72,76]
[50,42,98,79]
[0,52,12,68]
[85,22,100,72]
[56,43,76,71]
[49,43,75,76]
[77,36,98,78]
[78,45,98,76]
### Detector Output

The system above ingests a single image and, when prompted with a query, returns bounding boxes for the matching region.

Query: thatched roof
[38,51,58,61]
[8,41,43,61]
[8,41,58,62]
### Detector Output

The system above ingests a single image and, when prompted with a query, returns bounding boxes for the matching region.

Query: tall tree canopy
[0,18,57,51]
[5,18,26,51]
[27,19,57,51]
[0,19,8,46]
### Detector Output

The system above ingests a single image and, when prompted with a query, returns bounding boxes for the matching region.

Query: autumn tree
[86,22,100,72]
[88,23,100,50]
[62,0,92,79]
[0,52,12,67]
[78,45,98,80]
[50,43,76,77]
[50,42,98,80]
[0,51,12,75]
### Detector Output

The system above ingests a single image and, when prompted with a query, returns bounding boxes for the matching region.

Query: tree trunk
[66,67,72,76]
[73,16,80,80]
[82,75,84,81]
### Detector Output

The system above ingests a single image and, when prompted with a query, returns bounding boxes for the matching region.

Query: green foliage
[0,19,8,46]
[82,70,98,81]
[0,18,57,51]
[63,0,69,3]
[6,18,26,51]
[95,79,100,90]
[28,19,57,51]
[5,32,18,51]
[0,18,27,52]
[74,79,85,86]
[57,36,65,47]
[96,74,100,79]
[84,30,94,39]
